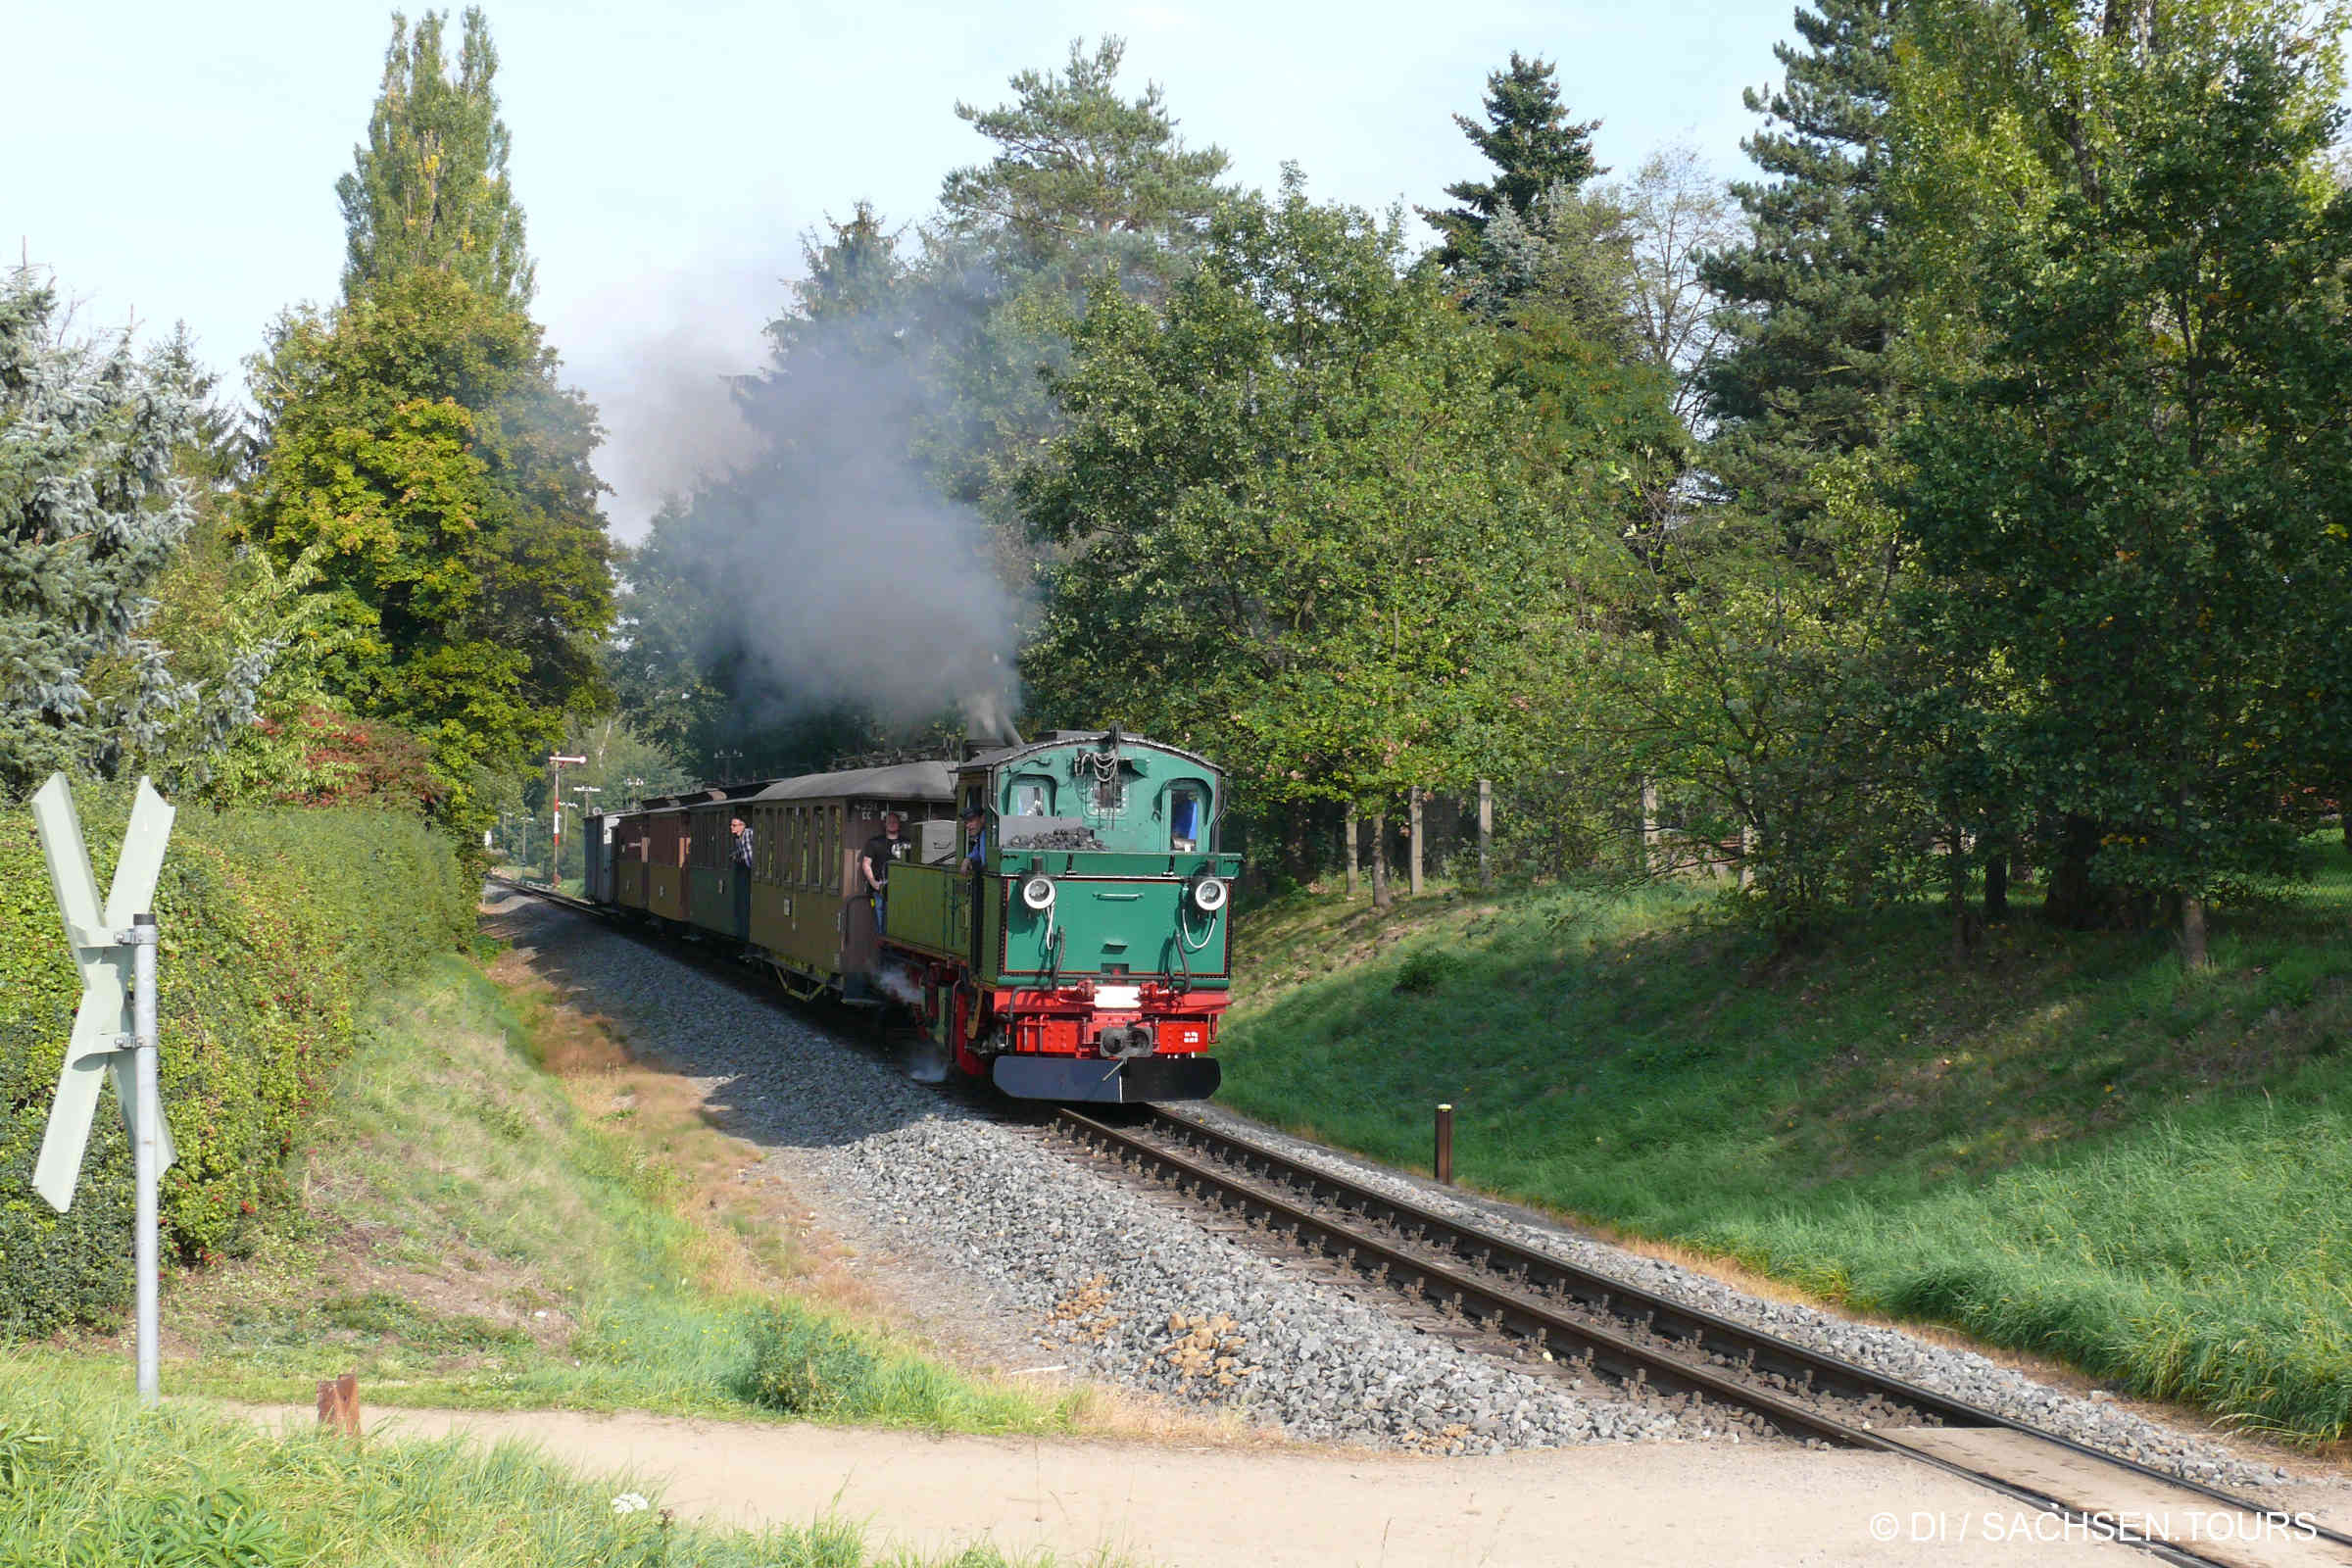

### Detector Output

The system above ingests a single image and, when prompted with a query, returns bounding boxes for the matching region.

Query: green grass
[90,954,1088,1437]
[0,1356,1092,1567]
[1217,840,2352,1443]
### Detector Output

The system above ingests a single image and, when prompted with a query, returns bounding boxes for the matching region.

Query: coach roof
[751,760,956,804]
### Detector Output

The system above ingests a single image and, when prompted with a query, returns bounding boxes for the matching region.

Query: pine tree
[0,269,205,796]
[1698,0,1901,527]
[918,36,1233,532]
[336,7,534,304]
[938,35,1230,281]
[1421,53,1604,268]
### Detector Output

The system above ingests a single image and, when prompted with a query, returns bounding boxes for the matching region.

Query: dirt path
[230,1402,2161,1566]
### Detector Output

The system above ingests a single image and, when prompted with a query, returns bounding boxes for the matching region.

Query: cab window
[1168,782,1209,852]
[1009,774,1054,816]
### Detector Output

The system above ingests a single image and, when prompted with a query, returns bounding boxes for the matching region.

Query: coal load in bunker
[583,729,1238,1102]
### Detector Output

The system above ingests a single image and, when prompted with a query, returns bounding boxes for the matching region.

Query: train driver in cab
[962,805,987,871]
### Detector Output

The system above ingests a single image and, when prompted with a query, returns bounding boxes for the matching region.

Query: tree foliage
[0,269,208,798]
[925,35,1233,519]
[1020,174,1592,815]
[1422,52,1604,269]
[337,6,534,305]
[940,35,1230,278]
[240,267,612,830]
[1891,0,2352,956]
[1700,0,1904,527]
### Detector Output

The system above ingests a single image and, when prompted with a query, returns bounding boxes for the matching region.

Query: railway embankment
[1213,841,2352,1447]
[0,798,472,1338]
[67,916,1092,1438]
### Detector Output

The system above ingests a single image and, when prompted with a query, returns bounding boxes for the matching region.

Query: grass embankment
[0,1356,1070,1566]
[87,952,1089,1437]
[1218,844,2352,1445]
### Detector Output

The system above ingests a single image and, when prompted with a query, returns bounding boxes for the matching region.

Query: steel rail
[1057,1107,2348,1568]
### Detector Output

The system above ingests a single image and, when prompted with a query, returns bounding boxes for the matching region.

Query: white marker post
[27,772,175,1404]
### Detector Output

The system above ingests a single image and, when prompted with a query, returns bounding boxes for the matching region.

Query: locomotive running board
[993,1055,1222,1103]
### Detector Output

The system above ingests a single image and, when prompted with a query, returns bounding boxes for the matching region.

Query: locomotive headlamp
[1020,873,1057,911]
[1189,875,1229,913]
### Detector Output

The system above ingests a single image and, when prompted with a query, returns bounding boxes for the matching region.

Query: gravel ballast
[484,889,2294,1481]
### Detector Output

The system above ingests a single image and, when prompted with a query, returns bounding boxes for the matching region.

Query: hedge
[0,791,471,1335]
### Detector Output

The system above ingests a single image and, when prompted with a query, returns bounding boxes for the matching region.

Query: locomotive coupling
[1096,1023,1158,1058]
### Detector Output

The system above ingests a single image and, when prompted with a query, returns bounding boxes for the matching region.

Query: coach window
[1168,782,1210,853]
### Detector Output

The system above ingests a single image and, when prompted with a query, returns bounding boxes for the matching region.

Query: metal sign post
[26,772,175,1404]
[547,754,586,875]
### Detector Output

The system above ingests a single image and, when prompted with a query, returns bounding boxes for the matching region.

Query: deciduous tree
[1020,174,1581,820]
[1892,0,2352,961]
[337,7,534,304]
[241,268,612,831]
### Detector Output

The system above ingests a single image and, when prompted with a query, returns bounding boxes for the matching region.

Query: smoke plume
[624,280,1028,745]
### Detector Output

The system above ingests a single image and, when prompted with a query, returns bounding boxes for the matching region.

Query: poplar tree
[336,7,534,305]
[245,9,611,833]
[1422,53,1604,269]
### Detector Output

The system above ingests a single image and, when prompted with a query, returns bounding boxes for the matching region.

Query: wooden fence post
[1478,779,1492,892]
[1408,786,1425,897]
[1640,776,1661,876]
[317,1372,362,1438]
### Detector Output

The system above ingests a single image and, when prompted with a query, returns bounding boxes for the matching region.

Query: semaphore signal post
[26,771,175,1404]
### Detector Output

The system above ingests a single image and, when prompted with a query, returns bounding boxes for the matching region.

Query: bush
[1393,948,1457,995]
[0,789,471,1335]
[746,1305,881,1416]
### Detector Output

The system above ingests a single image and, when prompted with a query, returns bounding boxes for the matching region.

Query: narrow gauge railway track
[1056,1107,2349,1568]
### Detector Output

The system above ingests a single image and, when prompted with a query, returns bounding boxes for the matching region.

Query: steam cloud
[623,286,1028,743]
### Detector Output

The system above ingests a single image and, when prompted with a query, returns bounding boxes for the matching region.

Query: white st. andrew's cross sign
[29,774,176,1211]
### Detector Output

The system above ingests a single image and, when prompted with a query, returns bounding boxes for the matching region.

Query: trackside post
[25,772,175,1405]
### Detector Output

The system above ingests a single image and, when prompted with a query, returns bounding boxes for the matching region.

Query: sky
[13,0,1808,536]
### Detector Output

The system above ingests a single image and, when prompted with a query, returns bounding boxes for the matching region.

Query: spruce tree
[1698,0,1901,526]
[336,7,534,304]
[1421,53,1604,268]
[0,269,205,796]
